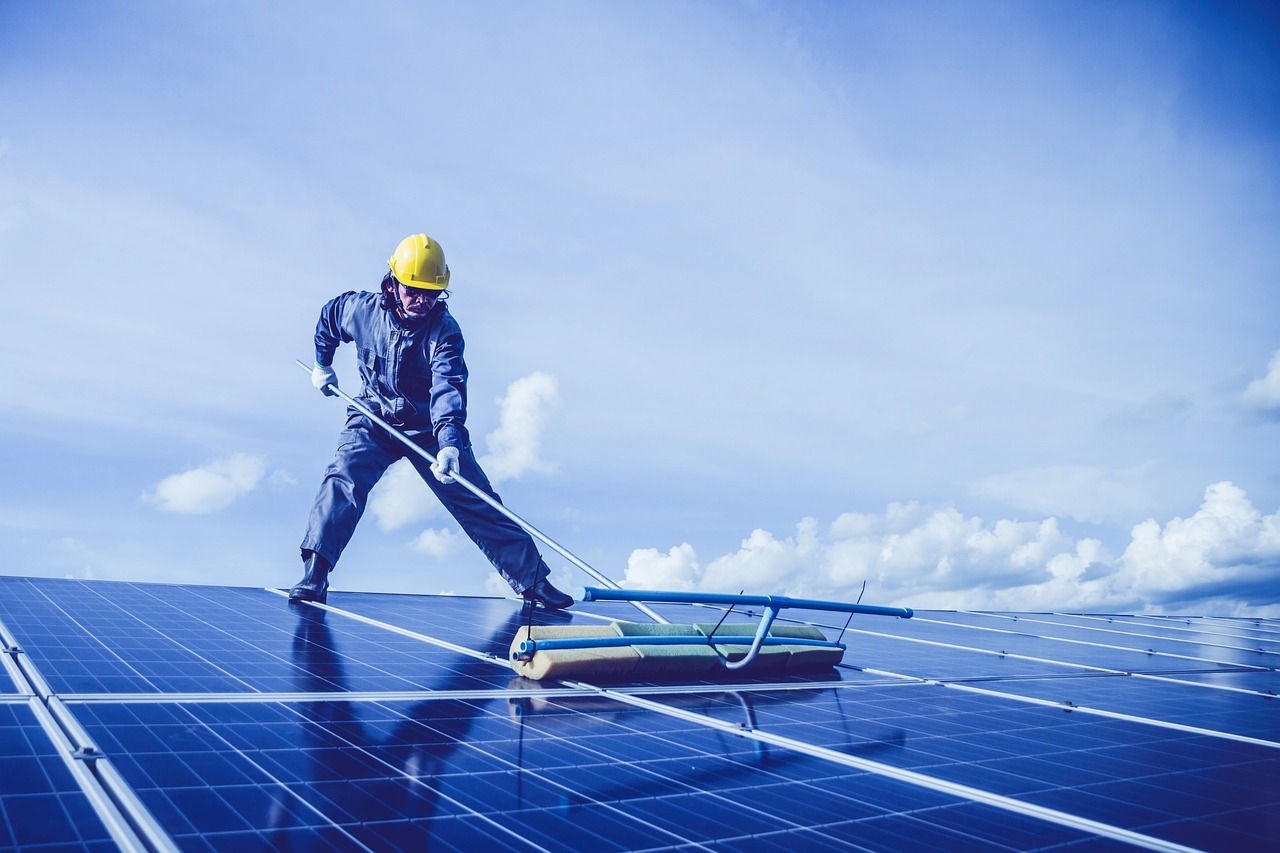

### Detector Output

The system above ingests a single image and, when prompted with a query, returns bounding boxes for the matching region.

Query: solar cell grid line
[44,696,182,853]
[6,581,527,696]
[113,582,509,695]
[11,577,1272,852]
[863,612,1274,673]
[946,611,1280,662]
[94,582,380,694]
[179,595,1194,848]
[61,686,602,704]
[21,685,179,852]
[684,685,1275,849]
[833,623,1137,675]
[853,654,1280,747]
[814,618,1276,697]
[304,593,1279,758]
[1113,613,1280,641]
[0,595,184,851]
[368,693,1087,851]
[576,683,1204,853]
[1196,615,1280,639]
[686,678,1280,848]
[873,614,1280,698]
[267,591,503,664]
[0,699,119,851]
[103,698,716,852]
[1,577,263,695]
[495,697,866,831]
[0,615,30,696]
[454,705,828,847]
[978,611,1280,660]
[120,701,427,853]
[1044,612,1280,648]
[925,679,1280,751]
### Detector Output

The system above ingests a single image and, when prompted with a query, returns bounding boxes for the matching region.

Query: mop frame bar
[516,587,913,671]
[578,587,915,620]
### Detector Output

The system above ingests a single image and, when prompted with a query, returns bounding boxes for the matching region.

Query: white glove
[432,446,460,484]
[311,363,338,396]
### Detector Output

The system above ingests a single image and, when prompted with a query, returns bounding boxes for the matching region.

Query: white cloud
[368,459,441,532]
[623,543,702,590]
[268,469,296,490]
[478,372,558,483]
[412,527,464,559]
[701,518,824,594]
[1115,482,1280,608]
[325,374,559,533]
[625,482,1280,617]
[1242,350,1280,413]
[141,453,265,514]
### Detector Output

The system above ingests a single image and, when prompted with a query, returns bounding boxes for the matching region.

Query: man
[289,233,573,610]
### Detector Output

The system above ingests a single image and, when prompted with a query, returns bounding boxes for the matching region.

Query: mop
[509,587,911,681]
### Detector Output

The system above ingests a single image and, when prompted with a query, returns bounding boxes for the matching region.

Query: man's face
[397,282,440,319]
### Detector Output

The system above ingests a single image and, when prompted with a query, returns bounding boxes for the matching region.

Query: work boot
[522,576,573,611]
[289,551,331,604]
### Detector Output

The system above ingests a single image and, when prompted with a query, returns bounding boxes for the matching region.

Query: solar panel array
[0,574,1276,851]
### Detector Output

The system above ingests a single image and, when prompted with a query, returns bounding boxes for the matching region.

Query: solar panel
[0,700,116,849]
[0,574,1276,851]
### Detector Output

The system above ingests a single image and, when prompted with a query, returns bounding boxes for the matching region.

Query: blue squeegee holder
[517,587,913,670]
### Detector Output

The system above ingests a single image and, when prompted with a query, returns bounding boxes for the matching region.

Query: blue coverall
[300,290,550,594]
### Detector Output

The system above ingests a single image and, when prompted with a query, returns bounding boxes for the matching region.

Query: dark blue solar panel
[0,701,115,850]
[3,575,1277,852]
[645,684,1280,850]
[0,578,534,694]
[68,696,1119,851]
[918,611,1280,670]
[0,660,16,695]
[783,608,1270,679]
[956,673,1280,740]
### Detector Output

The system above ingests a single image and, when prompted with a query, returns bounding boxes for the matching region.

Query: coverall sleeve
[429,321,470,449]
[313,292,358,367]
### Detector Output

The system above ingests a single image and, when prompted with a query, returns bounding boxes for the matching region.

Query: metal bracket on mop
[515,587,914,671]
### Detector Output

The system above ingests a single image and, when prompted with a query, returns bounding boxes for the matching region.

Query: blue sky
[2,1,1278,615]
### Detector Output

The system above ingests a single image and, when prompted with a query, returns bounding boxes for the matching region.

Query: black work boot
[522,576,573,611]
[289,551,331,604]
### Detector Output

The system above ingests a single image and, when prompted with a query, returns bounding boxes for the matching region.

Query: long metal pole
[294,359,667,623]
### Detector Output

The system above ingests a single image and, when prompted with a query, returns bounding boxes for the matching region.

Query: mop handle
[294,359,667,623]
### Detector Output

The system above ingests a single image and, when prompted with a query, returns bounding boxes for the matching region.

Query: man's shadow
[272,604,527,848]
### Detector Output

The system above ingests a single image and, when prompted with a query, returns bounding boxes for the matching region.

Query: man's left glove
[432,446,460,484]
[311,363,338,396]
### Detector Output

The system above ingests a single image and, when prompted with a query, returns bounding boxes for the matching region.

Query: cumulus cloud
[368,459,441,531]
[1116,482,1280,609]
[623,482,1280,616]
[365,371,558,531]
[479,372,558,483]
[141,453,265,513]
[624,543,702,590]
[412,527,464,559]
[1242,350,1280,415]
[268,469,296,490]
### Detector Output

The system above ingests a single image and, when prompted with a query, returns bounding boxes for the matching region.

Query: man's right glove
[311,363,338,396]
[431,446,460,484]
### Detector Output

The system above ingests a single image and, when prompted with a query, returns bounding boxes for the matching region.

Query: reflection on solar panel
[0,574,1276,851]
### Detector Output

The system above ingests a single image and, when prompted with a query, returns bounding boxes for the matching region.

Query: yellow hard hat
[388,233,451,291]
